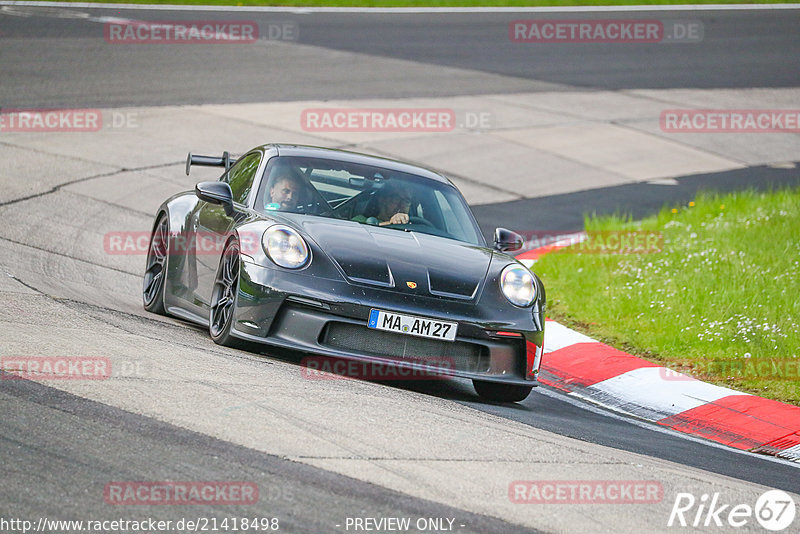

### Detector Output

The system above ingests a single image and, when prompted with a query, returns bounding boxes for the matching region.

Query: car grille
[321,322,489,373]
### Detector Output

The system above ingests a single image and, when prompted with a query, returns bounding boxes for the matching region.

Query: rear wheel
[143,215,169,315]
[473,380,533,403]
[209,239,246,348]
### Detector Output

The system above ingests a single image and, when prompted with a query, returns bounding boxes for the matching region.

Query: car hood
[298,218,493,300]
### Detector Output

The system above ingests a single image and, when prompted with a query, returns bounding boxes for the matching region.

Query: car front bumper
[231,259,544,386]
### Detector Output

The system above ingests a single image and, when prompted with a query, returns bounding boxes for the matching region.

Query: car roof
[259,144,452,185]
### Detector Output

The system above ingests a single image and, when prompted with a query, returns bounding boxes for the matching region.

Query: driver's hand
[387,212,409,225]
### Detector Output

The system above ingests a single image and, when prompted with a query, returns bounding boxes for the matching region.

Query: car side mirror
[493,227,524,253]
[195,181,235,217]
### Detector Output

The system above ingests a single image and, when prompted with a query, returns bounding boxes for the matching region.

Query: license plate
[368,309,457,342]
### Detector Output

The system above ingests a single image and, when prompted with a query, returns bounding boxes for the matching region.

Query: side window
[225,152,261,205]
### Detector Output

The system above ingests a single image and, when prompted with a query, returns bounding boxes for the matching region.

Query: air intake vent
[322,322,489,374]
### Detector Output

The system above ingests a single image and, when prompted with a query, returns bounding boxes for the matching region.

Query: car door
[193,151,262,313]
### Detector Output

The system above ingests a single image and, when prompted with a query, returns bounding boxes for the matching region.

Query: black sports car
[143,144,545,402]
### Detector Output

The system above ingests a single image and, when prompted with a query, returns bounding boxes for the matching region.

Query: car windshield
[255,155,484,246]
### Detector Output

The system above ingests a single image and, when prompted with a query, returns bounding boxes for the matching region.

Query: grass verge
[533,187,800,405]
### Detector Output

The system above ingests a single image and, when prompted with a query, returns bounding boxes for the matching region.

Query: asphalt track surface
[2,5,800,533]
[1,378,538,534]
[1,6,799,108]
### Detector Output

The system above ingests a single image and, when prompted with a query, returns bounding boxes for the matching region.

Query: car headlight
[262,225,309,269]
[500,264,536,307]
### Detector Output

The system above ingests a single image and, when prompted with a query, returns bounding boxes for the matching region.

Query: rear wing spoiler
[185,151,236,175]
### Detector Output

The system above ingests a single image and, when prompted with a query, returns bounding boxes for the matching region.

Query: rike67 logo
[668,490,796,531]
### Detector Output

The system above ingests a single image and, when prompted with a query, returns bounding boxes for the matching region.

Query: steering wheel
[407,216,433,227]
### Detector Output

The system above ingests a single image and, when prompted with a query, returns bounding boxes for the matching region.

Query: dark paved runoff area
[472,163,800,239]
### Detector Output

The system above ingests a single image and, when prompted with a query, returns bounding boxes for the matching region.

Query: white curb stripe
[777,444,800,462]
[543,321,595,353]
[583,366,746,420]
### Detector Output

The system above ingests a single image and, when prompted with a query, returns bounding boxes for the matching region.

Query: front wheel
[473,380,533,403]
[143,214,169,315]
[209,239,246,349]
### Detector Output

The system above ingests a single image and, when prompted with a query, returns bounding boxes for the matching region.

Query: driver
[266,173,304,211]
[353,182,412,226]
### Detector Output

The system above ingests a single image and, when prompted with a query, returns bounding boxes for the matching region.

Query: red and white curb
[517,239,800,462]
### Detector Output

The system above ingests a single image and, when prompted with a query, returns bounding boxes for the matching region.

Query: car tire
[209,239,248,349]
[143,214,169,315]
[473,379,533,403]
